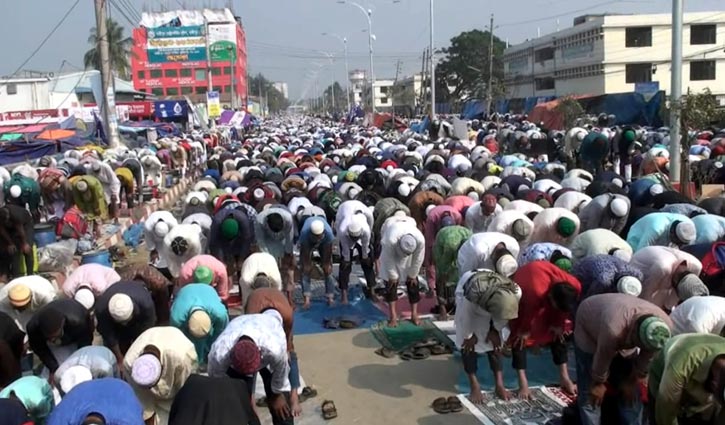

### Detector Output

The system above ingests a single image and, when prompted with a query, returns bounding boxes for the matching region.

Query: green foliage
[84,19,133,79]
[248,73,289,114]
[556,97,585,129]
[680,88,725,130]
[435,29,507,103]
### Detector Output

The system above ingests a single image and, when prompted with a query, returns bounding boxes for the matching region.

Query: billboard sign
[146,26,206,63]
[154,100,189,119]
[207,91,221,117]
[635,81,660,101]
[208,23,237,62]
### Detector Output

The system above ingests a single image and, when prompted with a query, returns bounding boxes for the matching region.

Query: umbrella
[36,129,76,140]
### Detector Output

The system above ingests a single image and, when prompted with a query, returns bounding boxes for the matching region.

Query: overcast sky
[0,0,722,101]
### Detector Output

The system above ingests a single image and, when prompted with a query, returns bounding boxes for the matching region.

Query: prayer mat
[369,318,453,352]
[457,386,573,425]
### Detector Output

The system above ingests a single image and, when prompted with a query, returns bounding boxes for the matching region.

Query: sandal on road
[299,386,318,403]
[374,347,397,359]
[399,349,415,361]
[412,347,431,360]
[432,397,451,414]
[448,396,464,413]
[430,344,453,355]
[322,400,338,420]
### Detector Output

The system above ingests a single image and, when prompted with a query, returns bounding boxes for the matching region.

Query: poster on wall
[208,23,237,62]
[146,26,206,63]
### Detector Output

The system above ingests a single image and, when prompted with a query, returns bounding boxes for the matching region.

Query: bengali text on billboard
[146,25,207,63]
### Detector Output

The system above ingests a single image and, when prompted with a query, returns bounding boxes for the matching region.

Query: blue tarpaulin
[0,141,57,165]
[579,91,664,128]
[461,99,486,120]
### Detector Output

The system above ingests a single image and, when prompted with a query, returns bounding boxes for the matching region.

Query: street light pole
[338,1,375,112]
[323,32,352,112]
[429,0,435,119]
[669,0,683,183]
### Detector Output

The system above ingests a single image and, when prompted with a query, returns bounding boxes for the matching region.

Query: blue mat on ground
[455,347,577,394]
[293,286,386,335]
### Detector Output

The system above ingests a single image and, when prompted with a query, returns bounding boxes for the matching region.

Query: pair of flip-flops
[399,347,431,360]
[412,338,453,356]
[323,315,361,329]
[432,396,464,414]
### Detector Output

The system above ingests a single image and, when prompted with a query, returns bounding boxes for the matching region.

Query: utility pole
[486,14,495,117]
[228,46,235,109]
[669,0,683,183]
[258,77,263,117]
[204,18,213,92]
[392,59,402,121]
[429,0,435,119]
[94,0,120,148]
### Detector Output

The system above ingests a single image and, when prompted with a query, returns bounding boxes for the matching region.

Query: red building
[130,9,247,108]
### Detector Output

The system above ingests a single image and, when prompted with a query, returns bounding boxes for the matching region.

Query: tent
[0,140,57,166]
[36,129,76,140]
[373,113,407,131]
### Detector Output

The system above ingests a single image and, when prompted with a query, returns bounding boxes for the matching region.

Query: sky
[0,0,722,102]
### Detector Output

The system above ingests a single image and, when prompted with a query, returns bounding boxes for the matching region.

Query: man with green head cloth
[209,208,254,282]
[616,126,638,183]
[574,293,673,425]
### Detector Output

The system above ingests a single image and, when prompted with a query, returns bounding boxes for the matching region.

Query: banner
[207,91,221,118]
[146,26,206,63]
[208,23,237,62]
[154,100,189,119]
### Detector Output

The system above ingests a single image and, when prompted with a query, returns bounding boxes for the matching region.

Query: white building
[372,79,395,110]
[349,69,366,105]
[394,73,425,113]
[503,12,725,104]
[273,82,289,99]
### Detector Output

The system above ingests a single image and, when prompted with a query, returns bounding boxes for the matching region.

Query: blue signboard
[154,100,189,119]
[635,82,660,101]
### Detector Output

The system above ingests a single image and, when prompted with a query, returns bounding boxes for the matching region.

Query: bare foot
[341,291,349,305]
[560,379,578,396]
[518,386,532,400]
[326,296,335,307]
[439,311,449,321]
[469,390,485,405]
[388,318,399,328]
[410,315,421,326]
[302,297,311,310]
[494,385,511,401]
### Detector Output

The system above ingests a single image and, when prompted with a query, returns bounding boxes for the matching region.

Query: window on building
[626,63,653,83]
[213,86,222,93]
[150,69,163,78]
[380,97,388,104]
[166,87,179,96]
[535,77,555,90]
[224,85,231,93]
[690,60,716,81]
[534,47,555,62]
[223,67,232,75]
[181,86,193,95]
[195,69,206,81]
[625,27,652,47]
[137,71,145,80]
[180,68,192,78]
[164,69,178,78]
[195,86,206,94]
[691,24,716,45]
[211,68,222,76]
[151,88,164,96]
[139,88,147,93]
[6,83,17,95]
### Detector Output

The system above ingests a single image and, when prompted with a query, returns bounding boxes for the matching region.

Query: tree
[674,88,725,197]
[556,96,585,129]
[435,30,507,105]
[84,19,133,79]
[248,74,289,114]
[322,82,348,112]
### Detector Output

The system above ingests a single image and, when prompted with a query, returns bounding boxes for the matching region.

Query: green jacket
[71,175,107,220]
[649,333,725,425]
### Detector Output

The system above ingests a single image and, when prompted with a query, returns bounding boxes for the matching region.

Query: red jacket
[509,261,581,346]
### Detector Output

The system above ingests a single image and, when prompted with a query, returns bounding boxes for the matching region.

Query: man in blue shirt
[298,217,335,309]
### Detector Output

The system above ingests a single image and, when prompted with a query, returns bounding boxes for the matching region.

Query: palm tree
[84,19,133,79]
